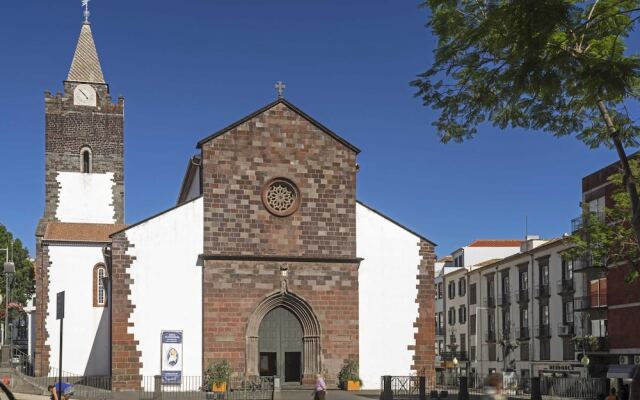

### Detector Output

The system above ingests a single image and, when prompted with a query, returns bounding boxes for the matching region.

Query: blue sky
[0,1,637,256]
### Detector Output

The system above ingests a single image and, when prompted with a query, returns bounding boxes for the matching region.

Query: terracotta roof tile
[43,223,128,243]
[468,240,523,247]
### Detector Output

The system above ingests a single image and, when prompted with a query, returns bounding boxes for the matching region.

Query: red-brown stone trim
[93,263,107,308]
[110,232,143,391]
[34,240,51,377]
[410,240,436,384]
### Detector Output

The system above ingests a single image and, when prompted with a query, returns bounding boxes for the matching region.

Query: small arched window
[93,263,107,307]
[81,147,92,173]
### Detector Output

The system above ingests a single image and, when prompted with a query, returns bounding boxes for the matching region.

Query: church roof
[196,98,361,153]
[43,223,127,243]
[467,239,523,247]
[67,22,105,84]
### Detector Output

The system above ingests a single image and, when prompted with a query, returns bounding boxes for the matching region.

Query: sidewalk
[13,394,48,400]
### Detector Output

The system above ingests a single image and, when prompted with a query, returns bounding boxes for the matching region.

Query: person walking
[607,388,620,400]
[313,374,327,400]
[483,373,506,400]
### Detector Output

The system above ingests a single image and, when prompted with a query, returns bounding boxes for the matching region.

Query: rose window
[262,178,300,216]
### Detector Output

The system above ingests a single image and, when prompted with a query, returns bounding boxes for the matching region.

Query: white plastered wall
[356,204,422,389]
[56,172,115,223]
[46,244,109,376]
[125,198,203,388]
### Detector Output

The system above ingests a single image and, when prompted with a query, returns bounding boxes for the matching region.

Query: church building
[34,14,436,391]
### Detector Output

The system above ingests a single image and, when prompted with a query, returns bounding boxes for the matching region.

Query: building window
[460,333,466,353]
[458,278,466,297]
[458,305,467,324]
[262,177,300,217]
[448,281,456,299]
[563,258,574,281]
[540,262,549,286]
[541,304,549,326]
[469,283,477,305]
[564,301,574,323]
[520,308,528,328]
[540,339,551,360]
[80,147,92,173]
[437,282,443,299]
[591,319,608,337]
[93,263,107,307]
[590,278,607,307]
[487,277,495,298]
[519,270,528,290]
[448,307,457,325]
[470,314,476,335]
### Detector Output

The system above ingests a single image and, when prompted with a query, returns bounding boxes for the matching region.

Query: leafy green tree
[566,160,640,281]
[0,224,35,306]
[413,0,640,244]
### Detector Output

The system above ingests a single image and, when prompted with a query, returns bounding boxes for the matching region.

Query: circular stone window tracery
[262,178,300,217]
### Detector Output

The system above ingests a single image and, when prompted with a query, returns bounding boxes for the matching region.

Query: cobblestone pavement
[277,389,378,400]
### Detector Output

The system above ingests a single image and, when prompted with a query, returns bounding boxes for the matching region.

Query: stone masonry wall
[110,232,142,391]
[40,82,124,232]
[34,242,51,377]
[410,240,436,384]
[202,259,359,386]
[201,101,357,258]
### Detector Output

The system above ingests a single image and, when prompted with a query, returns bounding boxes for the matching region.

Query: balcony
[571,211,605,233]
[485,330,497,342]
[517,327,530,340]
[574,295,608,310]
[574,256,604,273]
[435,326,445,336]
[535,285,550,298]
[557,279,574,294]
[497,292,511,307]
[536,324,551,338]
[574,336,609,353]
[557,323,575,336]
[484,296,496,308]
[516,289,529,303]
[441,351,468,362]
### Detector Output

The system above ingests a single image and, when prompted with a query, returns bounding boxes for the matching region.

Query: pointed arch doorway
[246,292,321,384]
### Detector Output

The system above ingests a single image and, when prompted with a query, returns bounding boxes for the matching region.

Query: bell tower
[37,17,124,236]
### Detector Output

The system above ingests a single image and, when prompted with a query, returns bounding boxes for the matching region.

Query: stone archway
[246,292,321,383]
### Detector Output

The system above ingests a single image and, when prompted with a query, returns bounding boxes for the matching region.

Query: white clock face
[74,84,97,107]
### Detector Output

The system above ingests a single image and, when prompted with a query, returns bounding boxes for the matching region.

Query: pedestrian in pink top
[313,374,326,400]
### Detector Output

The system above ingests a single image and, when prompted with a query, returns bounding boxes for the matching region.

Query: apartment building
[435,236,594,380]
[573,158,640,378]
[434,240,522,376]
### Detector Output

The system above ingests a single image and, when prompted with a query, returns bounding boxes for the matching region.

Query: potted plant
[338,359,362,391]
[204,360,231,394]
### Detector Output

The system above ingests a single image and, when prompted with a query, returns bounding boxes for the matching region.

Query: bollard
[531,377,541,400]
[153,375,162,400]
[458,376,469,400]
[419,376,426,400]
[382,375,393,400]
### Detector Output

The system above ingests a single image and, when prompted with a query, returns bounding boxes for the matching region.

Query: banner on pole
[161,331,183,385]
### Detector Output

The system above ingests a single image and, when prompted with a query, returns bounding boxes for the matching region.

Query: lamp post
[3,249,16,358]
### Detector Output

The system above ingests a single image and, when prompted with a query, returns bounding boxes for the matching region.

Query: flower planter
[212,383,227,393]
[346,380,361,391]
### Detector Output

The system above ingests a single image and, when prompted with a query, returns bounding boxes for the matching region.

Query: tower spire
[67,14,105,84]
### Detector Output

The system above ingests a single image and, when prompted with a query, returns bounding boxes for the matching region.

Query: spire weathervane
[82,0,91,23]
[275,81,286,99]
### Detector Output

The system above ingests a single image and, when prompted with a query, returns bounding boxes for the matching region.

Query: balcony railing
[485,330,496,342]
[574,256,605,273]
[484,296,496,308]
[574,336,609,353]
[557,323,575,336]
[535,285,550,298]
[517,289,529,303]
[574,295,608,310]
[441,351,468,362]
[435,327,445,336]
[517,327,530,340]
[571,211,606,233]
[498,292,511,307]
[536,324,551,338]
[557,279,574,294]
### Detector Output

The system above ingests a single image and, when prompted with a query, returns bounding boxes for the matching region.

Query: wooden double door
[258,307,303,383]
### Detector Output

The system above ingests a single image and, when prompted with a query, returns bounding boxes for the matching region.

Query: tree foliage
[0,224,35,305]
[566,159,640,282]
[413,0,640,146]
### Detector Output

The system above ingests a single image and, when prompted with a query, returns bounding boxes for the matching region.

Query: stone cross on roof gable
[275,81,286,99]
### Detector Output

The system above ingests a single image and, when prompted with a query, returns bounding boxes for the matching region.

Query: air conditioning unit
[619,355,629,365]
[634,355,640,365]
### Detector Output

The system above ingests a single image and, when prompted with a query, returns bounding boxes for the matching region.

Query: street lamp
[3,253,15,354]
[581,355,590,367]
